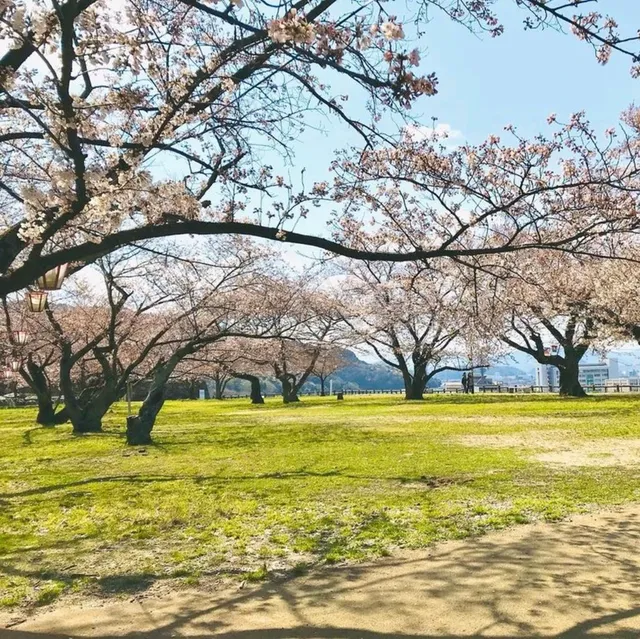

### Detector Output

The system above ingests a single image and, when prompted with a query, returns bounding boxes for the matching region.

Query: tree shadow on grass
[0,468,470,500]
[3,510,640,638]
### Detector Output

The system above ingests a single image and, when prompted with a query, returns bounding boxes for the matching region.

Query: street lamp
[35,264,68,291]
[13,330,28,346]
[26,290,48,312]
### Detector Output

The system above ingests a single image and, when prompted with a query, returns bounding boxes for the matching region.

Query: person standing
[461,372,468,394]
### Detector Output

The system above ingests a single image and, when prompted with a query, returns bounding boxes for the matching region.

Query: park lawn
[1,393,640,609]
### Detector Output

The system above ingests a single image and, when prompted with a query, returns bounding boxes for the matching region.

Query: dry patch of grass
[456,431,640,467]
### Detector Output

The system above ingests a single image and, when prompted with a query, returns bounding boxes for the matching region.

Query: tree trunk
[319,376,326,396]
[59,349,104,433]
[280,376,300,403]
[72,406,104,433]
[23,358,68,426]
[248,377,264,404]
[403,366,426,400]
[127,383,166,445]
[65,389,119,434]
[126,357,181,445]
[36,398,68,427]
[404,377,425,400]
[214,377,224,400]
[53,406,69,424]
[558,358,586,397]
[36,398,57,427]
[233,374,264,404]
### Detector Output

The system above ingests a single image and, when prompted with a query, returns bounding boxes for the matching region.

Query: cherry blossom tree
[330,109,640,268]
[267,340,323,402]
[262,283,347,402]
[486,252,606,397]
[1,1,640,299]
[125,245,299,443]
[574,253,640,351]
[312,346,349,396]
[189,337,271,403]
[342,260,487,400]
[218,338,272,404]
[14,237,266,434]
[516,0,640,73]
[43,251,179,433]
[2,295,68,424]
[178,341,267,400]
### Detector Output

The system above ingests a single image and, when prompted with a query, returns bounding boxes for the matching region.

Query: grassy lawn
[1,393,640,609]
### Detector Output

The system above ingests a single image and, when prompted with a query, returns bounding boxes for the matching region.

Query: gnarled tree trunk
[126,382,166,445]
[126,352,183,445]
[234,374,264,404]
[36,399,68,427]
[68,386,121,433]
[21,358,68,426]
[558,357,586,397]
[279,375,300,403]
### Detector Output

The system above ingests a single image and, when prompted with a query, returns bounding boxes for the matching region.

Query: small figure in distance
[461,372,468,394]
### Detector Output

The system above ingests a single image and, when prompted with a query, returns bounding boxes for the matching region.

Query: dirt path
[3,506,640,638]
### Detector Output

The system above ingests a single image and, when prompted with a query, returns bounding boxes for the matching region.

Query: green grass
[2,393,640,609]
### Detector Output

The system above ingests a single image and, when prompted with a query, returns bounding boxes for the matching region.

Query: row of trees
[1,239,356,443]
[7,234,640,444]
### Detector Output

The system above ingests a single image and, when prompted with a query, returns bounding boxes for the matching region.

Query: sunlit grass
[1,393,640,609]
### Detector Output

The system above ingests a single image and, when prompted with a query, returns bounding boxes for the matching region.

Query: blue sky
[418,0,639,142]
[276,0,640,242]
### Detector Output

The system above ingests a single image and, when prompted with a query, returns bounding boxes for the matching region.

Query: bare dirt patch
[5,505,640,637]
[456,431,640,467]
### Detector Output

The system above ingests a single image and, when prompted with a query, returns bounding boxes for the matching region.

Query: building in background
[609,357,620,378]
[536,357,621,390]
[535,363,559,389]
[579,362,608,388]
[579,357,619,389]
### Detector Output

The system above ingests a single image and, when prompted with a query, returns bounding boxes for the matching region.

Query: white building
[609,357,620,378]
[579,358,619,389]
[578,362,609,389]
[535,357,620,390]
[535,363,559,389]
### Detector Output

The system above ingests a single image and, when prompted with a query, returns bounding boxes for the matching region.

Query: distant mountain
[318,351,405,392]
[433,365,532,382]
[224,349,406,396]
[486,365,535,379]
[225,350,500,396]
